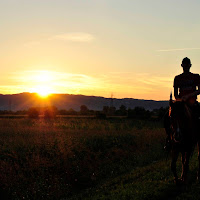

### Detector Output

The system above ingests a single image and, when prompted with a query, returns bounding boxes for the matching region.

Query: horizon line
[0,92,169,102]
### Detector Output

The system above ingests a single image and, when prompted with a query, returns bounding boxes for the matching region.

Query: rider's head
[181,57,191,72]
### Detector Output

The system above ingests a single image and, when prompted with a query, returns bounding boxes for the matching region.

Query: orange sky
[1,1,200,100]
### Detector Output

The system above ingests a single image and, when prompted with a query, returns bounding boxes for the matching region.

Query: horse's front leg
[171,148,179,184]
[182,151,191,184]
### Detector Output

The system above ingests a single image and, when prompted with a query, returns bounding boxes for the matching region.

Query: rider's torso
[174,72,200,104]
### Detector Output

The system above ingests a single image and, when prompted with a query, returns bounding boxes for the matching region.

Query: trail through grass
[70,150,200,200]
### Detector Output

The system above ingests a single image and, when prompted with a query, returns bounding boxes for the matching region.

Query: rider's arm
[173,76,179,100]
[174,86,179,100]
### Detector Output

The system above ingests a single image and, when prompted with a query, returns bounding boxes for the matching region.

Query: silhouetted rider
[164,57,200,150]
[174,57,200,103]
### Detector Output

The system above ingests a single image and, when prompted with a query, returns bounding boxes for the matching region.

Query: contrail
[157,48,200,52]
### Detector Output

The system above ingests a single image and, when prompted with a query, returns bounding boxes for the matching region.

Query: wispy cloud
[23,32,95,47]
[49,32,95,42]
[10,70,102,93]
[157,48,200,52]
[136,73,172,88]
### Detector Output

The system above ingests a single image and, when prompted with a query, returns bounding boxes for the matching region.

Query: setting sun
[28,71,56,97]
[35,85,53,97]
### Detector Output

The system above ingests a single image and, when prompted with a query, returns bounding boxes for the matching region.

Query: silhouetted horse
[169,99,198,184]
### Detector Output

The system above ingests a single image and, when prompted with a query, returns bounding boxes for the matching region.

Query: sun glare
[36,86,53,98]
[35,71,53,82]
[30,71,55,97]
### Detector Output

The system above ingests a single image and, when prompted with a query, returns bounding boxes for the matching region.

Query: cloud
[49,32,95,42]
[11,71,102,92]
[0,85,28,94]
[156,48,200,52]
[136,73,173,88]
[23,32,95,47]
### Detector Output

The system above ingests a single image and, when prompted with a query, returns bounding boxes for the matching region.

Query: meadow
[0,117,199,200]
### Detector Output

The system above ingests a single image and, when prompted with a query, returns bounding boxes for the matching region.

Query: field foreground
[0,118,199,199]
[71,152,200,200]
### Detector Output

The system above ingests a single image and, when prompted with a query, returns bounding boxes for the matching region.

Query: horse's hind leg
[171,149,179,183]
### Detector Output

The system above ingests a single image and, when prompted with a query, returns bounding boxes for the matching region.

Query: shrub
[44,107,57,119]
[28,107,39,119]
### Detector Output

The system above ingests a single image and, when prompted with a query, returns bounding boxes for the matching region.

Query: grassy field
[0,118,199,199]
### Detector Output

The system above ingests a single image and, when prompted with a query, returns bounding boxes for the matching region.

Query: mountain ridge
[0,92,169,111]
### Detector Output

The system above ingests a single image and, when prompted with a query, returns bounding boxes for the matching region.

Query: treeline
[101,105,168,120]
[0,104,168,120]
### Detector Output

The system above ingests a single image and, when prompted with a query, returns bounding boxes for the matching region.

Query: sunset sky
[1,0,200,100]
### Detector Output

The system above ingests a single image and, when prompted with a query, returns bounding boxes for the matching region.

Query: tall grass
[0,118,165,199]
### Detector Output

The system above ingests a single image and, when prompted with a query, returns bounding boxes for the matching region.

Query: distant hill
[0,93,169,111]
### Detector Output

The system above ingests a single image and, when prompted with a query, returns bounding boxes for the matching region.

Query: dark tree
[68,108,77,115]
[59,109,68,115]
[119,105,127,116]
[80,105,89,115]
[128,106,151,119]
[103,106,109,114]
[28,107,39,119]
[44,106,57,119]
